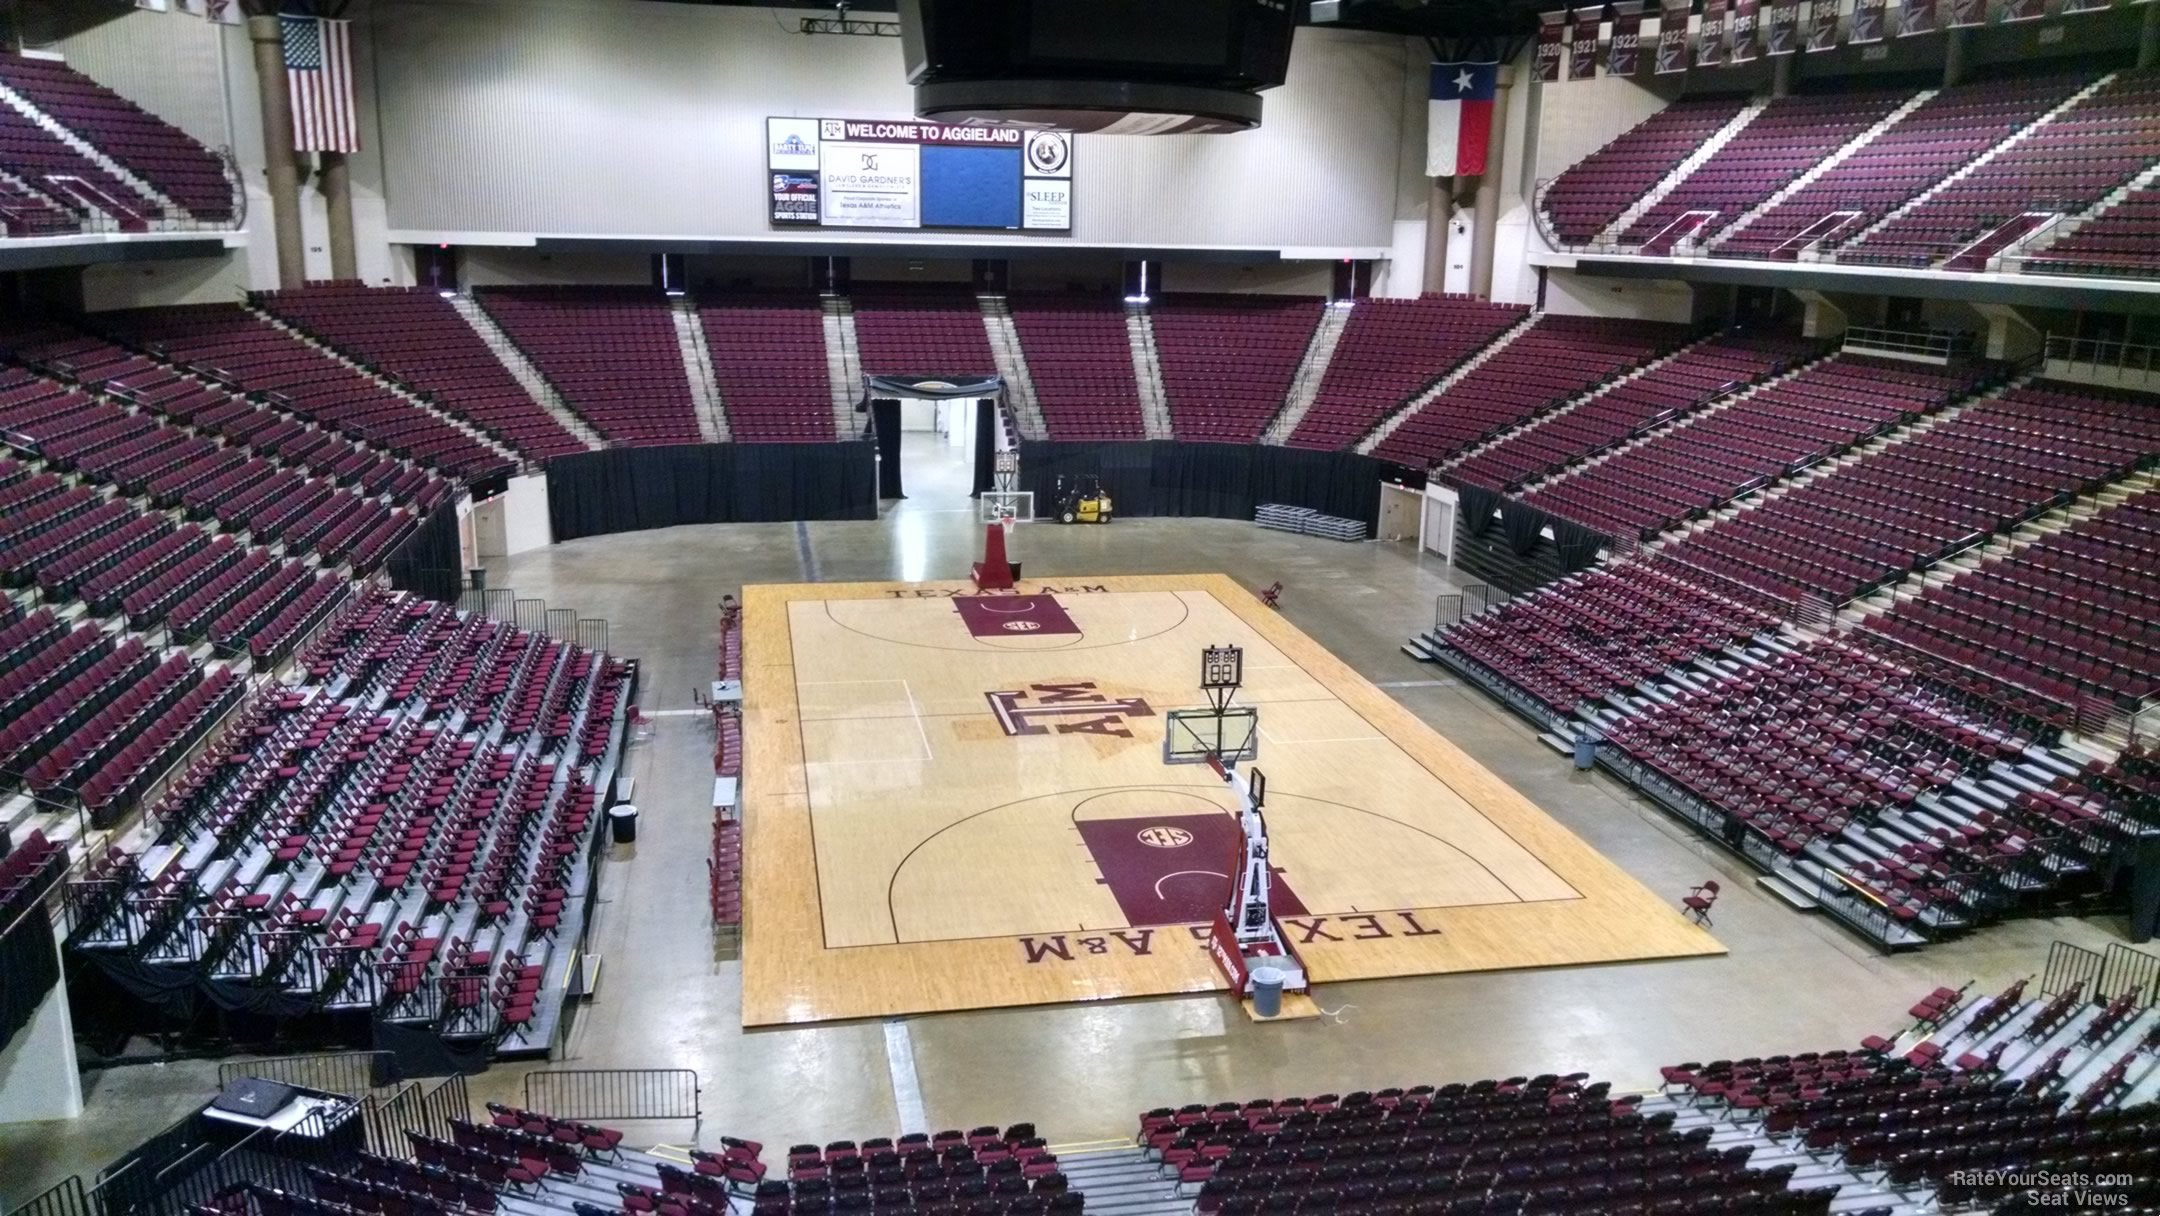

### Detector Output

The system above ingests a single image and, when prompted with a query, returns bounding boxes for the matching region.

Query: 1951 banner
[1697,0,1730,64]
[1731,0,1762,60]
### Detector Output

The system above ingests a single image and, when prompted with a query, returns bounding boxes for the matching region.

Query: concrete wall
[1159,262,1334,297]
[1543,269,1700,323]
[0,946,83,1126]
[368,0,1412,254]
[461,249,652,288]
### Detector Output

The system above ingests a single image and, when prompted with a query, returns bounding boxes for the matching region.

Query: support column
[1943,26,1970,87]
[1422,177,1451,294]
[1467,64,1515,300]
[2142,0,2159,71]
[1771,52,1795,98]
[248,14,305,288]
[320,150,357,281]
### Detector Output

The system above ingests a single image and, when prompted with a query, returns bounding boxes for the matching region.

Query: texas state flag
[1427,62,1498,178]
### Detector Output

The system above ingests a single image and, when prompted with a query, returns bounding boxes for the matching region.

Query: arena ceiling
[667,0,1552,40]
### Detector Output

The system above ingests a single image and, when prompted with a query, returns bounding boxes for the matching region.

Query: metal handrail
[2043,334,2160,376]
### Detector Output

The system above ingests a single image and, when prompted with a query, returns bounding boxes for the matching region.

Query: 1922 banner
[1656,0,1693,73]
[1849,0,1888,40]
[1900,0,1939,32]
[1537,11,1567,80]
[1731,0,1762,59]
[1697,0,1729,64]
[1571,8,1603,78]
[1609,1,1646,73]
[1766,0,1804,50]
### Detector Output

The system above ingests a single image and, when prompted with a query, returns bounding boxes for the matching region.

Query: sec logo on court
[1136,826,1194,849]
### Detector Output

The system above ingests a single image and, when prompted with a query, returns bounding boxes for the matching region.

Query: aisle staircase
[1591,101,1769,249]
[1357,311,1542,457]
[980,295,1048,440]
[1127,303,1173,440]
[1053,1144,1189,1216]
[670,298,730,443]
[447,295,605,450]
[821,295,865,440]
[1262,302,1353,445]
[1707,90,1939,251]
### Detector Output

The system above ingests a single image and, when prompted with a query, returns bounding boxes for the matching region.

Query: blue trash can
[1249,966,1286,1018]
[1572,729,1602,770]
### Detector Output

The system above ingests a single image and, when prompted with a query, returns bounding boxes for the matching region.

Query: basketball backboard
[979,490,1035,524]
[1164,705,1259,766]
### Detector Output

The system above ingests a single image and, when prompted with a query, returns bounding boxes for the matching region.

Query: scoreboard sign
[765,117,1072,232]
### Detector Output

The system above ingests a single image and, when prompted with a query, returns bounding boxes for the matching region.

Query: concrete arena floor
[0,432,2131,1200]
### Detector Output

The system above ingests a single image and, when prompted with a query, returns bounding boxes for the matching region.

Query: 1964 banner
[1766,0,1804,51]
[1656,0,1692,72]
[1608,1,1646,73]
[1900,0,1939,34]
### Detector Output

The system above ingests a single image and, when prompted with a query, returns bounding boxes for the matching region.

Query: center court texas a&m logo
[985,682,1155,738]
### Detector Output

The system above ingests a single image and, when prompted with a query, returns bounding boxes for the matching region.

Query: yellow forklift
[1053,474,1114,524]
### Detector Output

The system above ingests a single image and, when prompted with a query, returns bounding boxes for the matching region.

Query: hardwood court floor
[740,573,1721,1026]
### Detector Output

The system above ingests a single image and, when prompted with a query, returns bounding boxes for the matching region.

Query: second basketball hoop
[1164,643,1259,766]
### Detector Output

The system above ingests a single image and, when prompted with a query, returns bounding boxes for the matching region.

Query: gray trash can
[1249,966,1286,1018]
[1572,729,1602,771]
[608,804,639,844]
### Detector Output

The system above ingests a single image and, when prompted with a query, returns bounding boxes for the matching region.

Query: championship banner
[1609,1,1646,74]
[1900,0,1940,31]
[2000,0,2044,19]
[1944,0,1987,25]
[1537,12,1567,80]
[1767,0,1804,51]
[2063,0,2111,12]
[1697,0,1729,64]
[1731,0,1762,60]
[1808,0,1844,45]
[1571,9,1603,78]
[1850,0,1888,40]
[1656,0,1693,73]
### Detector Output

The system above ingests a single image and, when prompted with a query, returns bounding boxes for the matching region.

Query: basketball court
[740,573,1721,1026]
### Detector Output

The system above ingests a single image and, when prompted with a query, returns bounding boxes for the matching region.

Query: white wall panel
[371,0,1409,253]
[53,6,231,150]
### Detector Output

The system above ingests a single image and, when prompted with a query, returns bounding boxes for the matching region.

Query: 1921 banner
[1656,0,1693,73]
[1571,8,1603,78]
[1609,1,1646,73]
[1537,11,1567,80]
[1766,0,1804,50]
[1900,0,1939,32]
[1731,0,1762,59]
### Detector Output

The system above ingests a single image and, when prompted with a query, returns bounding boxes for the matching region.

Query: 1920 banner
[1849,0,1888,40]
[1571,8,1603,77]
[1609,1,1646,73]
[1900,0,1939,32]
[1944,0,1986,24]
[1537,11,1567,80]
[1731,0,1762,60]
[1807,0,1843,46]
[1766,0,1804,50]
[1697,0,1730,64]
[1656,0,1693,73]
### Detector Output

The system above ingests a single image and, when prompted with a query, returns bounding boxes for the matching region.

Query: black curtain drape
[1499,500,1547,557]
[547,443,877,542]
[1016,442,1398,527]
[1455,483,1501,538]
[385,502,461,604]
[1549,516,1609,573]
[870,401,904,499]
[971,399,995,498]
[0,882,62,1053]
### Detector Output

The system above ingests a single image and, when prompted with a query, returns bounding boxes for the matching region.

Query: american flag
[283,15,358,153]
